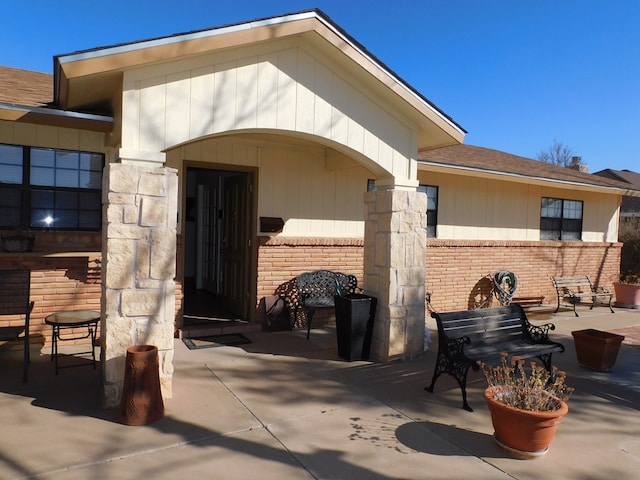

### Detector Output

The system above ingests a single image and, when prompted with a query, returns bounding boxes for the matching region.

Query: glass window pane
[31,148,54,167]
[56,151,79,170]
[30,209,56,228]
[31,166,55,186]
[80,153,103,172]
[53,210,78,228]
[31,189,54,208]
[0,207,21,227]
[55,191,78,209]
[55,168,79,187]
[78,210,101,229]
[0,186,21,227]
[426,186,438,210]
[0,165,22,183]
[541,198,561,218]
[563,200,583,219]
[79,169,102,189]
[79,192,101,210]
[0,145,23,183]
[0,144,22,165]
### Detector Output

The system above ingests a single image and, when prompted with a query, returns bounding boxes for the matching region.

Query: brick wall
[426,239,622,312]
[256,236,365,300]
[0,247,101,350]
[255,237,621,316]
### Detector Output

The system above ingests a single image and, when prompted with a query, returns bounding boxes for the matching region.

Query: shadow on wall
[468,276,494,309]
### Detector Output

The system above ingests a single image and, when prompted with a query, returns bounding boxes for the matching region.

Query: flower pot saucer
[494,434,549,460]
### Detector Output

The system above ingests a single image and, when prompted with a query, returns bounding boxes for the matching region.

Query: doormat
[183,333,252,350]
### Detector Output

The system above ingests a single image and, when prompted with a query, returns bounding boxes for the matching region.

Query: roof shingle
[419,144,640,192]
[0,66,53,107]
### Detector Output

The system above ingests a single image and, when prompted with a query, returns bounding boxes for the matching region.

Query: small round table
[45,310,100,374]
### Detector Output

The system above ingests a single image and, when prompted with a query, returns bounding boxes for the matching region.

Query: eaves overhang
[419,160,640,197]
[0,101,113,132]
[54,9,465,149]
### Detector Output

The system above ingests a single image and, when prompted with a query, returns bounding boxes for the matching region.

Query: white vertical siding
[0,120,109,155]
[171,138,370,238]
[419,171,620,242]
[122,41,417,184]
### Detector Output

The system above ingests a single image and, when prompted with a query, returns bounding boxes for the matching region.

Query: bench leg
[425,352,474,411]
[572,296,579,317]
[591,296,615,314]
[305,308,316,340]
[537,353,553,373]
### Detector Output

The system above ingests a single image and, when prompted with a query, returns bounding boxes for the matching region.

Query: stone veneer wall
[102,164,178,407]
[425,239,622,312]
[363,189,427,362]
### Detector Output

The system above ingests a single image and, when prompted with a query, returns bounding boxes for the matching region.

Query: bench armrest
[525,321,555,342]
[445,335,471,357]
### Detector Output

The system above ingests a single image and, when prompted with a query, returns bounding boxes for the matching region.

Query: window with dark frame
[0,144,104,231]
[540,197,583,241]
[367,180,438,238]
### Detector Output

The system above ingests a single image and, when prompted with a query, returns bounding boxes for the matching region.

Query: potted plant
[616,217,640,308]
[613,272,640,309]
[479,354,573,459]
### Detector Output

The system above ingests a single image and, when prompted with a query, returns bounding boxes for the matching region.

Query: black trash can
[334,293,377,361]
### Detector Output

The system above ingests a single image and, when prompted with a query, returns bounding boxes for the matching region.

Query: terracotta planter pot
[572,329,625,371]
[484,386,568,459]
[118,345,165,426]
[613,282,640,309]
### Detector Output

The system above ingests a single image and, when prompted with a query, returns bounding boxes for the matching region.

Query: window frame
[0,143,104,232]
[418,184,438,238]
[540,197,583,241]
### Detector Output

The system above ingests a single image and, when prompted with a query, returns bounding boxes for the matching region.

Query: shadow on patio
[1,307,640,478]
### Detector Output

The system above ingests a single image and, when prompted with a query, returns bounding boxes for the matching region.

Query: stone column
[101,163,178,407]
[363,189,427,362]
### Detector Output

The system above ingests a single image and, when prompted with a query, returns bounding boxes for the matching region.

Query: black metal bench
[273,270,359,339]
[552,275,614,317]
[426,305,564,411]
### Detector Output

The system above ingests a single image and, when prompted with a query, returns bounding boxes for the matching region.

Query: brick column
[101,163,178,407]
[364,189,427,362]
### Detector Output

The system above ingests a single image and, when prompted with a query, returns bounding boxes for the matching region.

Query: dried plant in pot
[479,354,573,459]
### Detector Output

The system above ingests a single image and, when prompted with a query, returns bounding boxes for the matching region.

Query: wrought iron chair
[0,269,34,382]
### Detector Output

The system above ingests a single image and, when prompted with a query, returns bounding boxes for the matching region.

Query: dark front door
[220,173,252,317]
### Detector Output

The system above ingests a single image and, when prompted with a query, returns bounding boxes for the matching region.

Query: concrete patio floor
[1,306,640,479]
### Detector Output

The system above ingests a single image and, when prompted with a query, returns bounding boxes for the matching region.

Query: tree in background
[536,140,585,171]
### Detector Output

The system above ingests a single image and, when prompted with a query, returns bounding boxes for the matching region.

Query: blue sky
[2,0,638,173]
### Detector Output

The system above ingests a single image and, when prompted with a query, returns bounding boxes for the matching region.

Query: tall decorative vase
[118,345,164,426]
[484,386,568,459]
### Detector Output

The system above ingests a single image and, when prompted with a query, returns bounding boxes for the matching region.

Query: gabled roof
[53,9,465,149]
[419,144,640,195]
[0,67,52,106]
